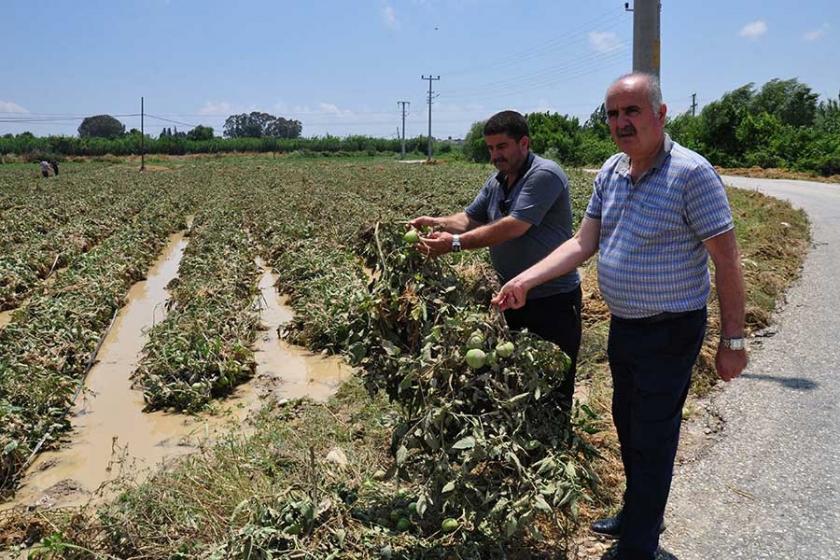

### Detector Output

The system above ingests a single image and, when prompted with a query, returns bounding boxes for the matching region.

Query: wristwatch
[721,337,746,351]
[451,234,462,252]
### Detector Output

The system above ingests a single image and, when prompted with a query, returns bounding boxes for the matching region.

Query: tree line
[463,78,840,177]
[2,79,838,176]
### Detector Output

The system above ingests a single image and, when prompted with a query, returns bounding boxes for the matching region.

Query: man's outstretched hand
[408,216,439,230]
[418,231,453,257]
[491,279,529,311]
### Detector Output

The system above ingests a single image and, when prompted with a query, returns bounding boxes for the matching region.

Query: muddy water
[2,242,350,513]
[248,258,351,402]
[0,309,13,330]
[2,230,244,510]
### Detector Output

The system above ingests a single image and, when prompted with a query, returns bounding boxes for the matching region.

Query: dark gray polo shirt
[465,152,580,299]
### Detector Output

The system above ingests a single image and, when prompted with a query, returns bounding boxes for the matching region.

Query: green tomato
[403,229,420,244]
[496,341,515,358]
[441,518,460,533]
[396,517,411,531]
[466,330,485,350]
[465,349,486,369]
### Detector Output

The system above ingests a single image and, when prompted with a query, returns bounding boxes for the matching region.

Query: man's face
[605,78,667,159]
[485,133,529,175]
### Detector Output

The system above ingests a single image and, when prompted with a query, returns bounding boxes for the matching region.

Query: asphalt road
[661,176,840,559]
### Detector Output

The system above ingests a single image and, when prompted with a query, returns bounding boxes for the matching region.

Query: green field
[0,156,809,558]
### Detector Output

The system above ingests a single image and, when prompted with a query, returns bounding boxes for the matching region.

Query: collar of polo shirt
[616,134,675,182]
[494,151,535,192]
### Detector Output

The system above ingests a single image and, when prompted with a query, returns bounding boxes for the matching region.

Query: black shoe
[590,512,665,539]
[590,514,622,538]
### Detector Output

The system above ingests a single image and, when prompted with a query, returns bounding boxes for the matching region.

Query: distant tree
[187,125,214,141]
[462,121,489,163]
[526,112,582,164]
[816,92,840,134]
[264,116,302,139]
[697,83,755,165]
[751,78,819,127]
[78,114,125,139]
[223,111,302,138]
[583,103,611,139]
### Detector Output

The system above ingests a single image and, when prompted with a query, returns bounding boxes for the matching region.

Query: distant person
[409,110,582,420]
[50,160,59,176]
[492,73,748,560]
[39,160,51,178]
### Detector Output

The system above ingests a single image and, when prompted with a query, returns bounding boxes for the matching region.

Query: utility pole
[421,75,440,161]
[625,1,661,77]
[140,97,145,172]
[397,100,410,159]
[690,93,698,116]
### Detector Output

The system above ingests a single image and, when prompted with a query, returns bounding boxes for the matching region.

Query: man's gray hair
[607,72,663,113]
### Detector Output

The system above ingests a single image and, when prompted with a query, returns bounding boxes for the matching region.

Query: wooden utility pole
[140,97,145,172]
[626,1,661,77]
[690,93,698,116]
[421,75,440,161]
[398,101,410,159]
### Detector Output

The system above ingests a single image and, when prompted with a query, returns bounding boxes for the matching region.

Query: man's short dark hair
[483,110,529,141]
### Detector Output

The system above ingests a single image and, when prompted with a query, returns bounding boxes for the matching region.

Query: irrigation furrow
[0,190,192,493]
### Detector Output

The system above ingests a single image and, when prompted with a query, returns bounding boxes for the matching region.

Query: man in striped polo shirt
[492,73,748,560]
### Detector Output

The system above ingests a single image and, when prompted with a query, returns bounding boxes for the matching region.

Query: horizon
[1,0,838,139]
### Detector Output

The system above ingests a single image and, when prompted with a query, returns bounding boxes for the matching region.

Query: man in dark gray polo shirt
[409,110,582,416]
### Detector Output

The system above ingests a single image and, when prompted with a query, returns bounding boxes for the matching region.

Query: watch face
[727,338,745,350]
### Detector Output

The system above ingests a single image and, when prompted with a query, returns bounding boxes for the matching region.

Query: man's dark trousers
[503,285,582,415]
[608,308,707,560]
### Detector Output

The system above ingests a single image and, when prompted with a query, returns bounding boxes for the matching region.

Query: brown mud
[1,243,351,514]
[246,258,352,403]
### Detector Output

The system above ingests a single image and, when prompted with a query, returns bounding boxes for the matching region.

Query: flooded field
[249,258,351,403]
[3,235,350,512]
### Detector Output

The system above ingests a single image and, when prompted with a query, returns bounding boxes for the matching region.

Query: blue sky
[1,0,837,139]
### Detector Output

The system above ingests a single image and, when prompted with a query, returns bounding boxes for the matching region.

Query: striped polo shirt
[585,135,734,319]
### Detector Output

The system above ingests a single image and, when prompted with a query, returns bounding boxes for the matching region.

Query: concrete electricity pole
[422,75,440,161]
[626,0,661,77]
[140,97,145,172]
[397,101,410,159]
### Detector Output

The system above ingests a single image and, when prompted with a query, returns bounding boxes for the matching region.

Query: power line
[439,7,625,78]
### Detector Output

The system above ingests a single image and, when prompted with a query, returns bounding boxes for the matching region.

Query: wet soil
[245,259,352,403]
[1,231,212,510]
[1,244,352,515]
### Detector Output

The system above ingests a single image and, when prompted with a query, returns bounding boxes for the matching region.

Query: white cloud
[318,102,352,116]
[0,100,28,114]
[382,5,399,29]
[198,101,234,115]
[803,24,828,41]
[739,20,768,39]
[588,31,622,53]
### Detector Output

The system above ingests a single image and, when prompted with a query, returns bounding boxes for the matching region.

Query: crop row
[133,193,261,413]
[0,179,165,310]
[0,164,126,254]
[0,173,193,492]
[238,161,599,541]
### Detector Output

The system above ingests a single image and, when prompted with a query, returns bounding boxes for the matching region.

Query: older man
[410,110,582,418]
[492,73,748,560]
